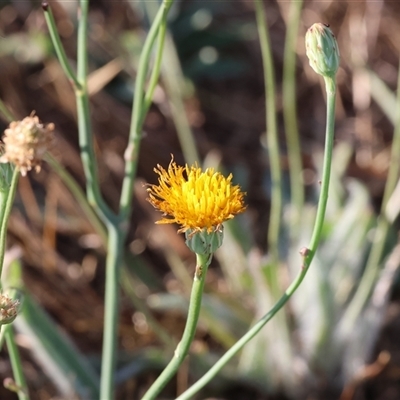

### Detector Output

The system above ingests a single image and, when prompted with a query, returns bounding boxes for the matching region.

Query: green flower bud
[305,23,340,78]
[185,227,224,255]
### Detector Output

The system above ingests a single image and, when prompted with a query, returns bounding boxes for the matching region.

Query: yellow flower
[147,159,246,233]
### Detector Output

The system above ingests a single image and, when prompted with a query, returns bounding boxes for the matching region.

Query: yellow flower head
[147,159,246,234]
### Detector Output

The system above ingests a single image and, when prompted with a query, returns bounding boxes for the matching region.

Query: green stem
[141,252,211,400]
[0,191,8,247]
[42,2,80,89]
[0,168,19,279]
[5,327,29,400]
[307,77,336,256]
[177,76,338,400]
[76,0,114,223]
[282,0,304,233]
[141,6,170,123]
[99,224,124,400]
[176,263,306,400]
[341,58,400,332]
[254,0,282,263]
[119,0,174,221]
[43,1,113,222]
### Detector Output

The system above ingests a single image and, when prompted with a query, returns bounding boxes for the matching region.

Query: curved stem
[141,7,170,124]
[0,168,19,279]
[306,77,336,256]
[99,224,124,400]
[177,77,338,400]
[42,2,80,89]
[176,261,306,400]
[76,0,114,223]
[141,252,211,400]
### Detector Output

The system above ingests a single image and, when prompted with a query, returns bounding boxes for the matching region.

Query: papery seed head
[0,113,54,176]
[0,294,20,325]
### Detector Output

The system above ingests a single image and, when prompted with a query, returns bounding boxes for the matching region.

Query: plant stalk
[100,224,124,400]
[141,252,211,400]
[0,168,19,279]
[5,327,29,400]
[176,75,338,400]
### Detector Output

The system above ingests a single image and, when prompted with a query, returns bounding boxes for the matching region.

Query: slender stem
[119,0,175,221]
[100,224,124,400]
[141,6,170,123]
[177,76,338,400]
[341,58,400,331]
[42,2,80,89]
[76,0,114,223]
[0,168,19,279]
[141,252,211,400]
[177,261,308,400]
[254,0,282,263]
[306,77,336,256]
[5,327,29,400]
[0,190,8,246]
[282,0,304,233]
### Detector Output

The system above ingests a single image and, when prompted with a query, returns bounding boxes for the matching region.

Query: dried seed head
[305,23,340,78]
[0,114,54,176]
[0,294,20,325]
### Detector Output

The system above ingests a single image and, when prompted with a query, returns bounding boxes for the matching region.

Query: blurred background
[0,0,399,399]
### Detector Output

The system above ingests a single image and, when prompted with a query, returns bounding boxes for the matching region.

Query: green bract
[185,227,224,255]
[305,23,340,78]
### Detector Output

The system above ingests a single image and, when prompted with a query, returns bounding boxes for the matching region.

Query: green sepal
[185,227,224,255]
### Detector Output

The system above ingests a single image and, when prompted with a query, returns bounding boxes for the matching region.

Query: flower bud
[0,294,20,325]
[0,113,54,176]
[305,23,340,78]
[185,226,224,255]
